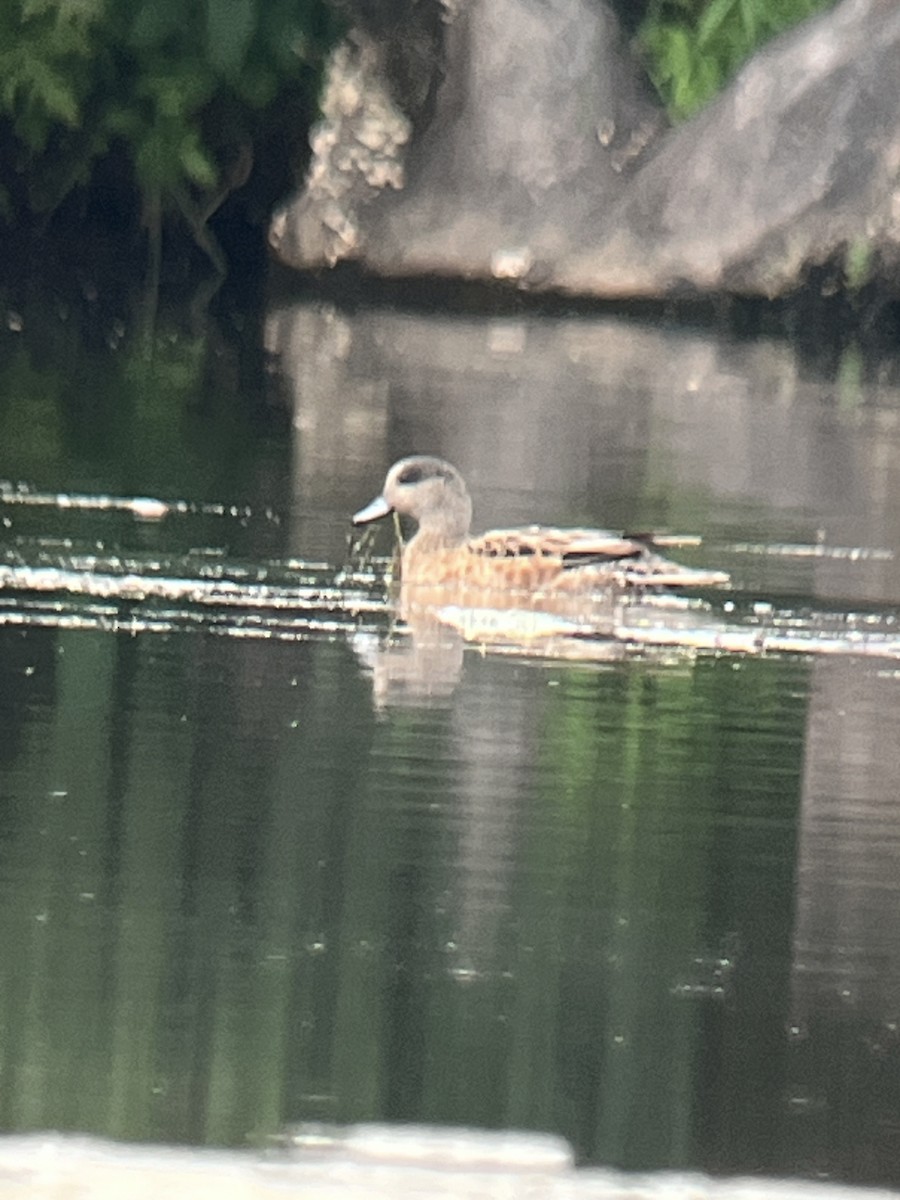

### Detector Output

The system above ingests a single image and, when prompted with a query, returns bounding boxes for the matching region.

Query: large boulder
[269,0,662,278]
[270,0,900,300]
[554,0,900,297]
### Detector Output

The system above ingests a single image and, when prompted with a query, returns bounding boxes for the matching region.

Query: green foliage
[0,0,339,222]
[0,0,102,149]
[639,0,835,119]
[843,237,873,293]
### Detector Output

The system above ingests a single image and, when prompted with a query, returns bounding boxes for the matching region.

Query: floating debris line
[0,483,285,524]
[2,552,900,658]
[0,555,389,642]
[0,485,174,521]
[1,516,898,659]
[726,540,894,562]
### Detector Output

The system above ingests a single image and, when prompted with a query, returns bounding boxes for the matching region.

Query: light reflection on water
[0,508,897,665]
[0,304,899,1186]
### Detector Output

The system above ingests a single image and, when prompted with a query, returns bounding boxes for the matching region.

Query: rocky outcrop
[270,0,900,301]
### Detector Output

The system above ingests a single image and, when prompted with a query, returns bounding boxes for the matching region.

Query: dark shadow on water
[267,259,900,380]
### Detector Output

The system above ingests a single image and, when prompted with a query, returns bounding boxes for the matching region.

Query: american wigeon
[352,456,729,593]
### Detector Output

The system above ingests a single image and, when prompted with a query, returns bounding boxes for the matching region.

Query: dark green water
[1,301,900,1186]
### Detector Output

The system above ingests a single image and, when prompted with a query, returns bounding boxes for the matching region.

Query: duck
[351,455,729,594]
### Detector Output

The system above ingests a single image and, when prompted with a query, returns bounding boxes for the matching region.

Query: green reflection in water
[0,628,803,1152]
[0,318,283,504]
[523,657,807,1169]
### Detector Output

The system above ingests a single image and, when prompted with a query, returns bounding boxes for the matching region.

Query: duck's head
[352,456,473,544]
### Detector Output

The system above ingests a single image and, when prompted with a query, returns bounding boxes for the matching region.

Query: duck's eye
[397,466,424,486]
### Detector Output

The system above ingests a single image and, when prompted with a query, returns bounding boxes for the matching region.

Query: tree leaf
[178,130,217,188]
[205,0,256,78]
[20,58,81,127]
[129,0,185,48]
[697,0,737,47]
[738,0,759,45]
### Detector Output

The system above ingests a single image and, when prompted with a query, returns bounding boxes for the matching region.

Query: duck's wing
[471,525,645,564]
[469,526,729,588]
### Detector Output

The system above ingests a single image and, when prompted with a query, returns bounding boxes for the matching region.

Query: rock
[553,0,900,298]
[270,34,413,267]
[270,0,663,280]
[270,0,900,301]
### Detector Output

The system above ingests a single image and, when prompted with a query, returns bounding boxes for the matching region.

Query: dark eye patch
[397,465,424,485]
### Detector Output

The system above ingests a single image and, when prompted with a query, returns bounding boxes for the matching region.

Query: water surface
[0,301,899,1186]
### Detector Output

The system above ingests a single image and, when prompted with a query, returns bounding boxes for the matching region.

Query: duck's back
[401,524,727,592]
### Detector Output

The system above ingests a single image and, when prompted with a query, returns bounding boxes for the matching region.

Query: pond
[0,298,899,1187]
